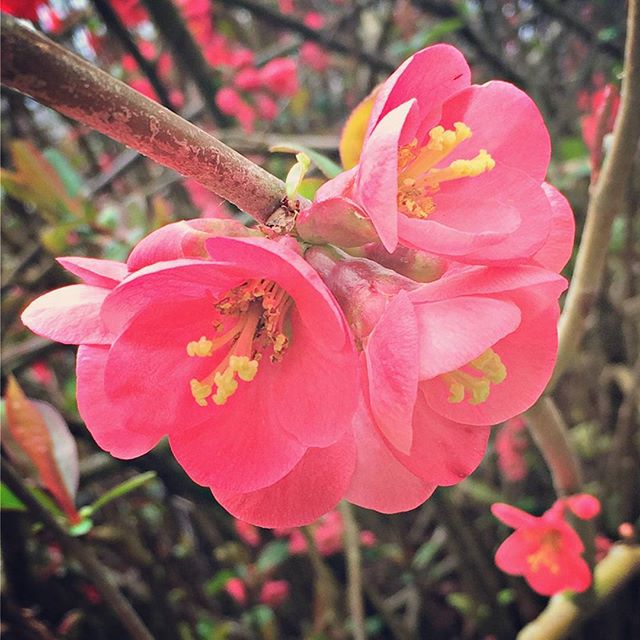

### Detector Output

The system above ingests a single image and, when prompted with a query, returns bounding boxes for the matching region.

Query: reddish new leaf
[4,376,80,523]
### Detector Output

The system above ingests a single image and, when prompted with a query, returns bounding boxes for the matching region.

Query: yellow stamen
[425,149,495,186]
[526,530,562,574]
[229,355,259,382]
[187,336,215,357]
[212,368,238,405]
[442,348,507,405]
[190,379,212,407]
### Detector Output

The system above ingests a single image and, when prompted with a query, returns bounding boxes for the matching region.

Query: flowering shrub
[492,495,601,595]
[21,45,573,528]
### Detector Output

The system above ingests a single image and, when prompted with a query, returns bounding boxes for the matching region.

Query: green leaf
[270,143,342,179]
[412,528,446,570]
[204,570,236,597]
[43,149,83,198]
[256,540,289,572]
[83,471,157,517]
[0,483,26,511]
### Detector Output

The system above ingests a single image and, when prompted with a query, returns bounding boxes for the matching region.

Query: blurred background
[1,0,638,638]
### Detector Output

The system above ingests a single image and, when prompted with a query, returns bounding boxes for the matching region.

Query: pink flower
[495,417,528,482]
[225,577,247,605]
[215,87,256,133]
[492,495,600,595]
[21,222,360,528]
[255,94,279,121]
[580,84,620,172]
[311,45,562,263]
[234,67,263,92]
[1,0,43,21]
[259,580,289,607]
[308,248,567,513]
[111,0,146,27]
[260,58,299,97]
[234,518,261,547]
[301,43,331,73]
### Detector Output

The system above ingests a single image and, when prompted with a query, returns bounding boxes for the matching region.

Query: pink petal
[101,259,244,335]
[392,391,491,486]
[526,549,591,596]
[532,184,576,272]
[213,432,356,528]
[356,100,419,252]
[423,301,560,425]
[365,292,419,453]
[495,530,538,575]
[21,285,113,345]
[438,81,550,182]
[414,296,521,379]
[564,494,601,520]
[491,503,538,529]
[366,44,471,139]
[265,309,358,448]
[57,257,128,288]
[76,345,162,458]
[346,401,434,513]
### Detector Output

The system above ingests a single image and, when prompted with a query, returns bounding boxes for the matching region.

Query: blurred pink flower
[495,417,528,482]
[216,87,256,133]
[260,58,299,97]
[580,84,620,173]
[259,580,289,607]
[492,495,600,596]
[1,0,43,21]
[225,577,247,605]
[234,518,261,547]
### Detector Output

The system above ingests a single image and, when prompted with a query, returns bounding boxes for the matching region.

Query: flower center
[187,279,293,406]
[526,530,563,574]
[441,348,507,405]
[397,122,495,219]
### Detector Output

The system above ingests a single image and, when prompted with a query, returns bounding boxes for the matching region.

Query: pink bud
[564,494,601,520]
[303,12,325,29]
[255,93,279,120]
[260,58,299,97]
[225,577,247,605]
[259,580,289,607]
[234,518,261,547]
[301,42,330,72]
[234,67,262,91]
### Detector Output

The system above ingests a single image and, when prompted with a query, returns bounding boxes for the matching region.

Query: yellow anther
[212,367,238,405]
[229,355,259,382]
[471,349,507,383]
[426,122,471,152]
[447,379,465,404]
[426,149,495,186]
[190,379,212,407]
[187,336,215,357]
[273,333,288,353]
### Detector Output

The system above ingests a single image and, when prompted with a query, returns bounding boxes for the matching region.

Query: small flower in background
[225,577,247,606]
[579,83,620,175]
[29,361,54,386]
[281,509,376,556]
[259,580,290,607]
[492,494,601,596]
[495,417,529,482]
[234,518,261,547]
[260,58,299,97]
[1,0,43,21]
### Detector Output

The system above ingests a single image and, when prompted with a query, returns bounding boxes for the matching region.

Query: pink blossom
[1,0,42,21]
[225,577,247,605]
[215,87,256,133]
[301,43,331,73]
[492,495,600,595]
[495,417,528,482]
[255,93,279,121]
[21,223,360,527]
[259,580,289,607]
[260,58,299,97]
[234,518,261,547]
[311,45,562,263]
[308,248,567,512]
[234,67,263,92]
[580,84,620,173]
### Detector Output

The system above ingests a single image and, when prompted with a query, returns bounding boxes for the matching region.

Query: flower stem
[0,13,286,224]
[551,0,640,388]
[339,501,367,640]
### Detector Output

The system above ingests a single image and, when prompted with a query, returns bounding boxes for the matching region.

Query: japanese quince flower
[307,248,567,513]
[492,494,601,595]
[306,44,567,263]
[21,220,359,528]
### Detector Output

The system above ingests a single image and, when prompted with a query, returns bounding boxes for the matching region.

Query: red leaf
[4,376,80,524]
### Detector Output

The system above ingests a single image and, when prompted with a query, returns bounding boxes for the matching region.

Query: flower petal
[57,257,128,288]
[22,284,113,345]
[213,431,356,528]
[346,402,434,513]
[365,291,419,453]
[76,345,162,458]
[491,503,539,529]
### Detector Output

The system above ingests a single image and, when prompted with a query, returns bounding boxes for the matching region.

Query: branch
[552,0,640,385]
[1,457,154,640]
[0,14,286,224]
[339,502,366,640]
[216,0,395,73]
[517,545,640,640]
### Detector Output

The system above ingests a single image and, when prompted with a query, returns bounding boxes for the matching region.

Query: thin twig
[0,14,286,224]
[339,502,366,640]
[552,0,640,386]
[1,458,154,640]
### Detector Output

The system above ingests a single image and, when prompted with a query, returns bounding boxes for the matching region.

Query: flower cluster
[492,494,600,595]
[21,45,574,528]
